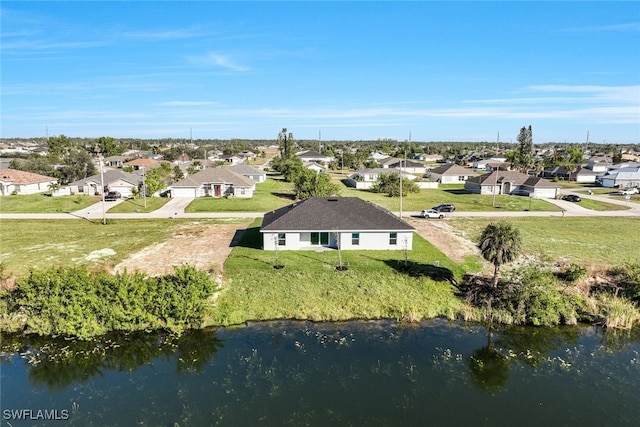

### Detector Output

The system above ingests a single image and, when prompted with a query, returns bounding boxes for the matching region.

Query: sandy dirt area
[406,217,481,264]
[114,221,252,277]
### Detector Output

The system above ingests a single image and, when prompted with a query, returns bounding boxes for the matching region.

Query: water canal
[2,320,639,426]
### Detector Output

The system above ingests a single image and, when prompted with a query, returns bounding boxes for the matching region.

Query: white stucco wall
[262,231,413,251]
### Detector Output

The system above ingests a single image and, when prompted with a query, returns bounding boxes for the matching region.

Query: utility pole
[492,132,500,208]
[142,166,147,209]
[97,149,106,225]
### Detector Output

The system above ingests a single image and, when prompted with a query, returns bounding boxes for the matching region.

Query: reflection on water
[1,320,639,426]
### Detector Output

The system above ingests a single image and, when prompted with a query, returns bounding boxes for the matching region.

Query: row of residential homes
[2,147,640,197]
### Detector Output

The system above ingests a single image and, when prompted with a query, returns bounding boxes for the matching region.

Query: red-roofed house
[0,169,58,195]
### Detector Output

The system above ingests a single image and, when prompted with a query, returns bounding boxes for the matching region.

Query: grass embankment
[0,194,100,213]
[209,219,473,326]
[449,217,640,267]
[106,197,170,213]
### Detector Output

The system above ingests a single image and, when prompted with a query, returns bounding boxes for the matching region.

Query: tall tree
[278,128,294,159]
[478,222,522,287]
[94,136,119,157]
[293,169,340,199]
[516,125,534,172]
[60,149,96,183]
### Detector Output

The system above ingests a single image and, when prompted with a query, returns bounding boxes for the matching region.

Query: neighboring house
[370,151,390,162]
[465,170,559,199]
[123,158,161,171]
[586,157,611,173]
[104,155,129,168]
[218,154,245,165]
[383,159,426,175]
[0,169,58,195]
[598,167,640,189]
[69,170,142,198]
[573,167,598,183]
[473,157,507,170]
[413,153,444,162]
[427,164,479,184]
[296,150,334,164]
[303,162,327,173]
[171,167,256,198]
[345,168,437,189]
[260,197,415,251]
[229,164,267,183]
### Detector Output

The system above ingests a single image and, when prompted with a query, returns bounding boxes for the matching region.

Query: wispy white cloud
[154,101,218,107]
[187,52,250,72]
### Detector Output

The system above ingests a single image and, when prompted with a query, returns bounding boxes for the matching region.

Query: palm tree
[478,222,522,287]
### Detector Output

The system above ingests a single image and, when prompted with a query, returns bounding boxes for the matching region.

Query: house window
[277,233,286,246]
[390,232,398,245]
[459,176,466,181]
[240,188,245,195]
[352,233,360,245]
[311,232,329,246]
[78,185,84,193]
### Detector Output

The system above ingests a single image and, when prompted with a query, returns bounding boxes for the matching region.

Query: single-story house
[229,164,267,183]
[426,164,479,184]
[345,168,437,189]
[260,197,415,251]
[473,157,507,170]
[303,162,327,173]
[171,167,256,198]
[543,166,598,183]
[586,157,611,173]
[123,158,162,171]
[103,155,129,168]
[413,153,444,162]
[218,154,245,165]
[0,169,58,195]
[382,159,426,175]
[597,167,640,189]
[295,150,334,164]
[69,170,142,197]
[465,171,560,199]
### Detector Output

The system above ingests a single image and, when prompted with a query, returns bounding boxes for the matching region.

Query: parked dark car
[562,194,581,202]
[104,191,122,201]
[432,203,456,212]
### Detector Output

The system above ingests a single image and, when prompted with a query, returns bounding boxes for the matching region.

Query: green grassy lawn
[575,198,630,211]
[211,219,468,326]
[185,178,295,212]
[0,194,100,213]
[336,184,562,212]
[449,216,640,267]
[107,197,170,213]
[0,219,232,278]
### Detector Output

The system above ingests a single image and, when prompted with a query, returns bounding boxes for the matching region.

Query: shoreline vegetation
[1,218,639,339]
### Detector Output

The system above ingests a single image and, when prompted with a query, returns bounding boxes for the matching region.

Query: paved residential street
[1,192,639,221]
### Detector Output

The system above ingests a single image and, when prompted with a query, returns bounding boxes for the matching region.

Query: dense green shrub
[619,263,640,303]
[5,265,216,339]
[502,266,583,326]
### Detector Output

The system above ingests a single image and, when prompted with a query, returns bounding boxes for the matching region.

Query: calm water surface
[1,319,639,426]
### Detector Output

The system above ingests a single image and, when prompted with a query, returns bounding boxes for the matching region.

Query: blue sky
[2,1,639,143]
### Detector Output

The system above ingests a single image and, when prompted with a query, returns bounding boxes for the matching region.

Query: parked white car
[621,188,639,195]
[420,209,445,219]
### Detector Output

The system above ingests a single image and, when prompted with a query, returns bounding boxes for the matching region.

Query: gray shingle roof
[261,197,415,232]
[229,164,266,176]
[69,170,141,186]
[172,167,255,188]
